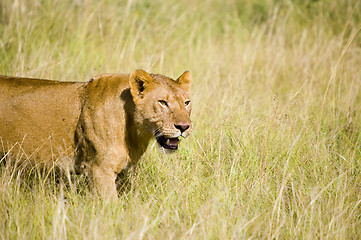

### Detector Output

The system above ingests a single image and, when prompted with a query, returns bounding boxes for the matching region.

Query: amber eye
[158,100,168,107]
[185,100,191,106]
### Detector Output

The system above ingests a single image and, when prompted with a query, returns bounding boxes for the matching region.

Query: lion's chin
[155,135,180,150]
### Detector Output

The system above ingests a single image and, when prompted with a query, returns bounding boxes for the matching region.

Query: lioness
[0,70,192,199]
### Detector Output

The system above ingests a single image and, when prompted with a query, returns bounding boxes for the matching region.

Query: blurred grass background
[1,0,361,239]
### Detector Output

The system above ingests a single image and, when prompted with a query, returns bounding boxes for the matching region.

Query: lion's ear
[176,71,192,93]
[129,69,153,101]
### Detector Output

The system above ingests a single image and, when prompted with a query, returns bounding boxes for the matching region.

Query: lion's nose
[174,124,190,133]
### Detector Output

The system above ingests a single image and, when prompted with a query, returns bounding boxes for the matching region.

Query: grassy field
[1,0,361,239]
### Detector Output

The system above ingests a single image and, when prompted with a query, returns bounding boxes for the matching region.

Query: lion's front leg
[87,149,130,200]
[89,164,118,200]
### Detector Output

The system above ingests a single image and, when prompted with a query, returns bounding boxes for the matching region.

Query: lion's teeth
[166,139,170,145]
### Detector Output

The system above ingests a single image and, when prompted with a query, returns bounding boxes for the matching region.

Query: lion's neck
[125,122,153,162]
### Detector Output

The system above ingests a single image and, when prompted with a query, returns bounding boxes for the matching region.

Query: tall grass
[1,0,361,238]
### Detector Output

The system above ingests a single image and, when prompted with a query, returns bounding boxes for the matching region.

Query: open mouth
[155,135,180,150]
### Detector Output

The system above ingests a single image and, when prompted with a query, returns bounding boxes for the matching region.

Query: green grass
[1,0,361,238]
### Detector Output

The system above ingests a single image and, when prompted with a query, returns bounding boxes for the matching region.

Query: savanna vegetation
[1,0,361,239]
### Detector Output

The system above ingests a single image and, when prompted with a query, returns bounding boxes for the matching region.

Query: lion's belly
[0,109,78,167]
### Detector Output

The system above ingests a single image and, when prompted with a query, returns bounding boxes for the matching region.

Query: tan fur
[0,70,192,199]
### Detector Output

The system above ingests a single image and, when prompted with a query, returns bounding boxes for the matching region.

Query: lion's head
[129,69,192,151]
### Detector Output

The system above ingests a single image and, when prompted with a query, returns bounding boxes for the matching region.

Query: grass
[1,0,361,239]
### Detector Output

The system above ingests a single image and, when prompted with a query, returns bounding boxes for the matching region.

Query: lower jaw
[161,145,178,150]
[156,136,179,150]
